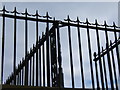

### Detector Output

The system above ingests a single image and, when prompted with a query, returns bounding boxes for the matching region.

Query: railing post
[86,18,95,89]
[50,19,58,87]
[35,10,39,86]
[0,3,2,84]
[13,7,17,85]
[56,21,64,88]
[93,52,100,89]
[46,12,50,87]
[76,17,85,89]
[67,15,74,88]
[1,6,5,84]
[24,8,28,86]
[95,19,104,89]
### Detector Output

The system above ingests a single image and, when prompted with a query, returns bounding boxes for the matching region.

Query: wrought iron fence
[0,6,120,89]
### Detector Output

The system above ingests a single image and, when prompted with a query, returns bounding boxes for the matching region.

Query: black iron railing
[0,6,120,89]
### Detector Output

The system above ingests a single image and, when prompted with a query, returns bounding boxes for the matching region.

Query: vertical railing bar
[36,10,39,86]
[29,52,32,86]
[1,6,5,84]
[19,72,21,85]
[56,23,64,88]
[13,7,17,85]
[86,18,95,89]
[76,17,85,89]
[42,33,45,87]
[106,43,114,89]
[20,61,21,85]
[20,70,21,85]
[95,20,104,89]
[50,33,53,87]
[46,12,50,87]
[94,52,100,89]
[32,45,35,86]
[17,73,19,85]
[24,8,28,85]
[110,41,118,90]
[39,36,41,86]
[104,21,114,89]
[22,64,24,86]
[54,26,58,87]
[67,16,74,88]
[102,47,108,89]
[113,22,120,75]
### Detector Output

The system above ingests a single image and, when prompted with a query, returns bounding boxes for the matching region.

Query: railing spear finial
[104,20,107,26]
[36,10,39,16]
[110,40,112,45]
[25,8,28,15]
[86,18,89,24]
[95,19,98,25]
[67,15,70,20]
[3,5,6,11]
[76,17,80,23]
[113,22,116,27]
[14,7,17,12]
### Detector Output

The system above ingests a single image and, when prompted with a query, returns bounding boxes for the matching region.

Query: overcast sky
[0,2,119,88]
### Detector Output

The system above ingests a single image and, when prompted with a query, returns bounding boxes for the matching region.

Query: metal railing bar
[95,19,104,89]
[101,47,108,89]
[13,7,17,85]
[1,6,5,84]
[42,35,45,87]
[76,17,85,89]
[67,16,75,88]
[110,41,118,90]
[86,18,95,89]
[36,10,39,86]
[46,12,50,87]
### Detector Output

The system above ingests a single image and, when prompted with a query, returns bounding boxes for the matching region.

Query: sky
[0,2,119,88]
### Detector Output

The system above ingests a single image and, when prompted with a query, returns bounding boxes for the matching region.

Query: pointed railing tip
[25,8,28,14]
[113,22,116,27]
[2,5,6,11]
[46,12,49,16]
[104,21,107,26]
[93,52,96,57]
[95,19,98,25]
[3,5,5,9]
[14,7,16,10]
[86,18,88,21]
[14,7,17,13]
[76,17,80,22]
[67,15,70,19]
[110,40,112,45]
[36,10,39,16]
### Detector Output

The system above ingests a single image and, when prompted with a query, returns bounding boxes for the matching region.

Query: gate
[0,6,120,89]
